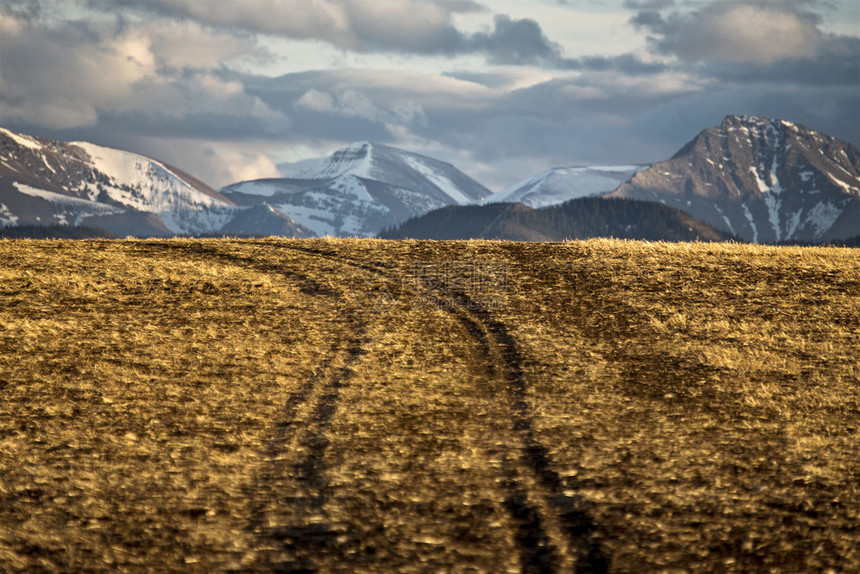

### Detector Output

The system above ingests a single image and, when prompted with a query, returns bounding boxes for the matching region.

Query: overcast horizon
[1,0,858,191]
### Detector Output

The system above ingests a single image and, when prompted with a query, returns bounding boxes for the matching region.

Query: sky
[1,0,858,191]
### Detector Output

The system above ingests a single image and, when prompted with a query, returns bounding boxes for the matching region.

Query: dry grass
[0,237,857,573]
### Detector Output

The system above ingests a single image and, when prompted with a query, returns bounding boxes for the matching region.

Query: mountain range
[1,115,858,242]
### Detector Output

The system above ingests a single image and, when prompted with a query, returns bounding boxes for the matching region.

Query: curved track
[274,243,609,573]
[157,242,374,571]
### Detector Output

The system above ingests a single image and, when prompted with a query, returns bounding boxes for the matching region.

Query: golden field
[0,238,858,573]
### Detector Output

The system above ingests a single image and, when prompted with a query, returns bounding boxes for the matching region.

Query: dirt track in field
[162,241,607,572]
[1,238,858,573]
[268,244,608,573]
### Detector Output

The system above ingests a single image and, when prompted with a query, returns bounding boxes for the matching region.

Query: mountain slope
[607,116,860,243]
[219,204,315,238]
[221,142,490,237]
[484,165,645,208]
[378,197,735,242]
[0,128,230,235]
[0,128,312,237]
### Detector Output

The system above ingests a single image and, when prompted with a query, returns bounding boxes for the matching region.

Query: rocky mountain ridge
[608,116,860,243]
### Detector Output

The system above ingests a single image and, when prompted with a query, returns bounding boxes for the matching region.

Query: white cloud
[642,1,824,65]
[390,100,427,126]
[443,68,559,90]
[296,89,337,113]
[692,3,821,64]
[295,85,428,131]
[214,149,281,185]
[133,137,281,188]
[145,20,261,69]
[295,88,381,120]
[334,89,380,120]
[0,8,286,135]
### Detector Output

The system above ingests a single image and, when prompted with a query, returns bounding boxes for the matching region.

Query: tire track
[446,288,610,574]
[151,242,368,572]
[275,243,609,573]
[247,335,366,573]
[420,288,562,573]
[270,244,562,570]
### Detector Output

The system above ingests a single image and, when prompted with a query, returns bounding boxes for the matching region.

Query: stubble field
[0,237,858,573]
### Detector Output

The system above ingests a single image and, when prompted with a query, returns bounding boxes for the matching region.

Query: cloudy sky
[1,0,858,190]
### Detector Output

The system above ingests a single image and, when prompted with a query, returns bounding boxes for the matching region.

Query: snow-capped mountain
[0,128,311,237]
[221,141,489,237]
[484,165,645,208]
[607,116,860,243]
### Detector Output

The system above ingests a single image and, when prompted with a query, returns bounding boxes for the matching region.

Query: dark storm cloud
[454,79,860,179]
[469,14,566,65]
[626,83,860,154]
[236,67,709,175]
[629,9,667,31]
[465,15,665,73]
[95,106,290,142]
[271,62,858,179]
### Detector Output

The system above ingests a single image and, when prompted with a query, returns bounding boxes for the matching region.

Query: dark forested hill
[378,197,736,242]
[0,224,117,239]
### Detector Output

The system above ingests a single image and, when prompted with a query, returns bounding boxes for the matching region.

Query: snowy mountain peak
[485,165,646,208]
[348,141,372,153]
[298,141,375,180]
[721,115,799,133]
[286,141,482,205]
[0,127,44,151]
[223,141,490,237]
[288,141,374,179]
